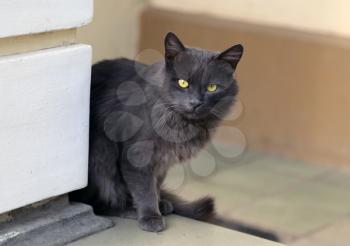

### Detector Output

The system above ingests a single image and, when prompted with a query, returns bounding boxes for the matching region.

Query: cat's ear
[164,32,185,60]
[217,44,244,70]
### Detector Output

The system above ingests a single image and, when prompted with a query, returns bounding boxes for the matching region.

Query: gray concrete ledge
[0,196,114,246]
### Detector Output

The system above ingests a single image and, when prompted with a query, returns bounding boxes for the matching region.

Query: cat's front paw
[159,200,174,215]
[138,215,166,232]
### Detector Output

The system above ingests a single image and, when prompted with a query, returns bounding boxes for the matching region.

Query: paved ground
[69,144,350,245]
[165,148,350,245]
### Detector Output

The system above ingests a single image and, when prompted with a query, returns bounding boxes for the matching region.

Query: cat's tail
[160,190,215,221]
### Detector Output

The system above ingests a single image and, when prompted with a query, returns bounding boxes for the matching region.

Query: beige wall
[139,8,350,167]
[0,29,76,56]
[150,0,350,39]
[77,0,146,63]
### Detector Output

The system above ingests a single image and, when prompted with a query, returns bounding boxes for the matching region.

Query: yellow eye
[178,79,189,88]
[207,83,217,92]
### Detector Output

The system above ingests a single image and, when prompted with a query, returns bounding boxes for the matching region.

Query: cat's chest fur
[135,101,216,177]
[151,124,211,177]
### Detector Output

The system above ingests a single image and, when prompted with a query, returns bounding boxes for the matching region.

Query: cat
[70,32,243,232]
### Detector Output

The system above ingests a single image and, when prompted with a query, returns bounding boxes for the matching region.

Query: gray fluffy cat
[70,32,243,232]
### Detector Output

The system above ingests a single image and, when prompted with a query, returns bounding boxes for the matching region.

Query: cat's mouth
[177,107,211,121]
[164,102,213,121]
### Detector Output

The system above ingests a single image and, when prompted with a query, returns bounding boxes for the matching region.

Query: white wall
[150,0,350,38]
[0,0,92,214]
[0,0,93,38]
[0,45,91,214]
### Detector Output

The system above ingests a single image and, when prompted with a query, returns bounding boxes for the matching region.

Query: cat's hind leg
[157,175,174,216]
[159,199,174,215]
[87,135,128,214]
[117,209,138,219]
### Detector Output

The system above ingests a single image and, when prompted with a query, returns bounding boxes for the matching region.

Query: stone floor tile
[289,217,350,246]
[247,155,332,179]
[204,161,302,196]
[233,181,350,236]
[69,215,285,246]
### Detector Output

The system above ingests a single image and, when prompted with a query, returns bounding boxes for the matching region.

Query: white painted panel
[0,0,93,38]
[0,44,92,214]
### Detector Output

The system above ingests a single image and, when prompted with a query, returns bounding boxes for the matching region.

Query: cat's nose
[189,100,202,111]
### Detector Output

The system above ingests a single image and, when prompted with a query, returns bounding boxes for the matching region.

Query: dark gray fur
[70,32,243,232]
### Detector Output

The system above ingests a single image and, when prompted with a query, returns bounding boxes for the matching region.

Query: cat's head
[161,32,243,121]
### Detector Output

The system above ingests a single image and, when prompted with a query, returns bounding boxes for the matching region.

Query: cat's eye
[207,83,217,92]
[178,79,189,88]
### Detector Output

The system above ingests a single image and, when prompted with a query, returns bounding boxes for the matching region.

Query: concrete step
[0,196,113,246]
[69,215,285,246]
